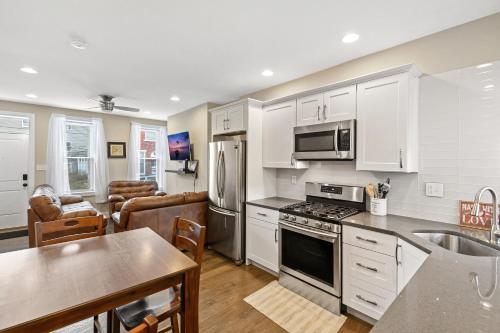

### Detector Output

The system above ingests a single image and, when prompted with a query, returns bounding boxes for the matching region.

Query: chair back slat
[128,314,158,333]
[173,217,206,265]
[35,215,104,247]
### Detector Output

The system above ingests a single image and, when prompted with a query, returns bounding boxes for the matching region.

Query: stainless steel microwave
[293,119,355,160]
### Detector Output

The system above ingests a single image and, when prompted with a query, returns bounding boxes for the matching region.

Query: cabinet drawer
[343,243,397,292]
[246,204,279,224]
[343,275,397,320]
[343,226,397,256]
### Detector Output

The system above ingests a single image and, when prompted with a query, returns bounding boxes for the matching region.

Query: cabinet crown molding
[262,64,421,107]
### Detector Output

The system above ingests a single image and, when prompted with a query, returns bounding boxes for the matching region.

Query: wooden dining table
[0,228,199,333]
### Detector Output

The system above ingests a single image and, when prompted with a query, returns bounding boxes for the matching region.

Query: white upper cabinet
[356,72,419,172]
[297,86,357,126]
[210,101,247,135]
[296,93,323,126]
[262,100,308,169]
[323,86,357,122]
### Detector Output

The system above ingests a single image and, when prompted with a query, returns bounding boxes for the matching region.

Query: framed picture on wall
[107,142,126,158]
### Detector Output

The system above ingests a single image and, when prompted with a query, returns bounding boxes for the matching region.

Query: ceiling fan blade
[114,106,140,112]
[85,106,102,110]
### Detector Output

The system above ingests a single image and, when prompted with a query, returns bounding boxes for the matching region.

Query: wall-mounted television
[168,131,191,160]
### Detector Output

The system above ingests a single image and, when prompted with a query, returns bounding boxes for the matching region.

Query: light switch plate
[291,176,297,185]
[425,182,444,197]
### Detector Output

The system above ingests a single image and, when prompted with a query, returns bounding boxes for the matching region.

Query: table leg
[180,268,199,333]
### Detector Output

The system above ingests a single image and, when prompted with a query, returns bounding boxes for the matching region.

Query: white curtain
[127,122,141,180]
[47,114,70,195]
[157,125,168,191]
[90,118,109,203]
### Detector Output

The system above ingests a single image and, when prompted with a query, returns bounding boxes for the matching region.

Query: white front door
[0,114,31,229]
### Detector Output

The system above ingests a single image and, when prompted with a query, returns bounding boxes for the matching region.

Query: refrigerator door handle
[220,150,226,197]
[216,150,222,197]
[209,205,236,217]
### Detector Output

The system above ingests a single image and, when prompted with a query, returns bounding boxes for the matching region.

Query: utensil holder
[370,198,387,216]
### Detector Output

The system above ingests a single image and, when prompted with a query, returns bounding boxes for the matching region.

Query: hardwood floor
[199,250,372,333]
[0,237,372,333]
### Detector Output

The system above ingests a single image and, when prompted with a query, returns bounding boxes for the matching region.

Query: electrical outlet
[425,183,444,197]
[291,176,297,185]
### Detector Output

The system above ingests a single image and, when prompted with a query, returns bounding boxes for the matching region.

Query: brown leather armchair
[28,184,105,247]
[111,191,208,243]
[108,180,166,214]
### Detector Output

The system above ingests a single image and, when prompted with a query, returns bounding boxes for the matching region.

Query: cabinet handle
[223,119,227,130]
[356,294,378,307]
[275,229,278,243]
[323,104,326,120]
[226,119,230,130]
[356,262,378,272]
[257,212,267,217]
[356,236,378,244]
[396,244,402,265]
[317,105,320,121]
[290,153,294,166]
[399,148,403,169]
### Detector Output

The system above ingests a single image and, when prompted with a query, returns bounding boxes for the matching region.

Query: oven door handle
[279,221,337,242]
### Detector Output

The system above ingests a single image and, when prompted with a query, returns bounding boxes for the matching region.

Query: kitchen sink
[413,231,500,257]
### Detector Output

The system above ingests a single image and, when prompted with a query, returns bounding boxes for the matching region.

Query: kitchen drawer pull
[356,294,378,307]
[257,212,268,217]
[356,236,378,244]
[356,262,378,272]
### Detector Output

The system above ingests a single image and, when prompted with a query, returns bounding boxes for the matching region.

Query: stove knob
[283,213,289,220]
[302,218,308,225]
[290,216,296,222]
[315,221,323,228]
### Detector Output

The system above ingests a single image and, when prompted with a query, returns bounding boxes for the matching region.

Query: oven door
[294,120,355,160]
[279,221,341,297]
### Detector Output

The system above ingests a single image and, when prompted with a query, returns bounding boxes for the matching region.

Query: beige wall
[166,103,214,194]
[0,100,166,204]
[245,12,500,101]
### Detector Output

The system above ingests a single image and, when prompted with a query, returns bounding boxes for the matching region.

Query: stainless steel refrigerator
[207,140,246,264]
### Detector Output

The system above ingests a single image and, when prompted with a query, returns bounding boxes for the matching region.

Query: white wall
[275,60,500,224]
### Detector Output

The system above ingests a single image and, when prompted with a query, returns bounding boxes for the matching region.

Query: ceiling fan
[88,95,140,113]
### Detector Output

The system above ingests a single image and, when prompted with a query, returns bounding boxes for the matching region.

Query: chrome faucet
[471,186,500,244]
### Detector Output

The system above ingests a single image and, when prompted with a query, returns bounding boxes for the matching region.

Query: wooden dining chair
[129,315,159,333]
[110,217,206,333]
[34,215,105,247]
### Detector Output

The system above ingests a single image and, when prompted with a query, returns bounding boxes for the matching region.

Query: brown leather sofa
[108,180,167,214]
[28,184,105,247]
[112,191,208,243]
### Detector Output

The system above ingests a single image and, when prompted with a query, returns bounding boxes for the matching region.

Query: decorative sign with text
[459,201,499,230]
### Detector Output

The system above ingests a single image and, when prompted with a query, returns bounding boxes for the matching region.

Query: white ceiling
[1,0,499,120]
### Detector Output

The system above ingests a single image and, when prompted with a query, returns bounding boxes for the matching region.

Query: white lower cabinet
[246,207,279,273]
[343,226,428,321]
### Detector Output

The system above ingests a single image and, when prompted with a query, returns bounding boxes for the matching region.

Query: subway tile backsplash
[276,60,500,224]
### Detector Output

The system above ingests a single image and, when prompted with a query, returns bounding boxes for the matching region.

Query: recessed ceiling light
[71,39,88,50]
[20,67,38,74]
[144,111,152,115]
[25,93,38,98]
[484,84,495,89]
[477,63,492,69]
[170,96,180,102]
[261,69,274,77]
[342,33,360,44]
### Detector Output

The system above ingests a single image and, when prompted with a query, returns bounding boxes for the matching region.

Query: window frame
[137,125,161,182]
[65,119,95,194]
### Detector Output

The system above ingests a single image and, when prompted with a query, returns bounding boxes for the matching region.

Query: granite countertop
[246,197,302,210]
[342,213,500,333]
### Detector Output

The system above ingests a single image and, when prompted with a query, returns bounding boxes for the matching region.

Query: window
[138,127,160,181]
[65,121,93,192]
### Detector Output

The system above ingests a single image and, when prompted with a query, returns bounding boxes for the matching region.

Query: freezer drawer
[207,205,244,264]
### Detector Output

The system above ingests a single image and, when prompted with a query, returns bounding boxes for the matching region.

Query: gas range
[278,182,366,315]
[278,183,366,234]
